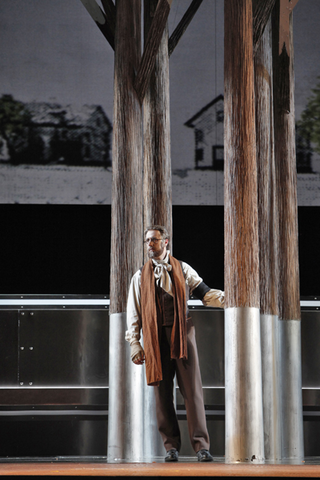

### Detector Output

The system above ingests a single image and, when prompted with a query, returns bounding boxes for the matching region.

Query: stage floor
[1,456,320,477]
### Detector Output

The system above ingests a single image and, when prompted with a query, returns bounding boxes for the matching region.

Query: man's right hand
[130,341,145,365]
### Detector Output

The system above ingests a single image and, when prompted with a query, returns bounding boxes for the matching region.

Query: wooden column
[254,17,281,461]
[142,0,171,457]
[224,0,264,463]
[143,0,172,239]
[110,0,143,310]
[272,0,303,461]
[108,0,144,461]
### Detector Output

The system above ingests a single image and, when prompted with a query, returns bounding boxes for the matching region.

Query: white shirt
[125,251,225,345]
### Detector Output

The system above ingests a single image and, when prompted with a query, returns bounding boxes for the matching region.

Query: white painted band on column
[260,314,281,461]
[225,307,265,463]
[279,319,304,461]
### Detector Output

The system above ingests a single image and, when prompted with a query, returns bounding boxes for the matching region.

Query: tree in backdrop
[298,77,320,154]
[0,94,31,162]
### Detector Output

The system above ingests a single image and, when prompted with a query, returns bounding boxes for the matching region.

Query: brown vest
[141,255,188,386]
[156,285,174,326]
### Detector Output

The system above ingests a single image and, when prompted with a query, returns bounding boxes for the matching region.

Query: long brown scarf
[141,255,187,386]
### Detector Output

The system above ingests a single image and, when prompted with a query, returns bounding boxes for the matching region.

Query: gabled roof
[184,94,224,128]
[26,102,112,128]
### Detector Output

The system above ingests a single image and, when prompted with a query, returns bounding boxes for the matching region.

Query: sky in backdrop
[0,0,319,170]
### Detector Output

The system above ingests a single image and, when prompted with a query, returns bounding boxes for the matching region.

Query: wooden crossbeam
[253,0,276,55]
[101,0,116,25]
[168,0,203,57]
[101,0,116,41]
[134,0,173,104]
[80,0,115,50]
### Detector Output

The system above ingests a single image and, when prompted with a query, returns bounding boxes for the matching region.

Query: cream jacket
[125,251,225,345]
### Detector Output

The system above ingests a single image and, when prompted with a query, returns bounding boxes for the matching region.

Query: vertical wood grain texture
[134,0,171,103]
[272,1,300,321]
[253,0,276,55]
[255,18,281,463]
[224,0,259,308]
[110,0,143,314]
[255,18,279,316]
[143,0,172,243]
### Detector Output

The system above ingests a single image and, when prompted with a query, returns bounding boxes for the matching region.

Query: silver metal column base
[260,314,281,461]
[279,319,304,461]
[108,312,164,462]
[225,307,265,463]
[108,312,144,462]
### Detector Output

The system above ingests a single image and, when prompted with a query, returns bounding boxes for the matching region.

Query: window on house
[195,129,204,145]
[216,110,224,122]
[212,146,224,170]
[195,148,204,168]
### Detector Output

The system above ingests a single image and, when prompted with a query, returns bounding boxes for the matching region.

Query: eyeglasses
[144,237,163,245]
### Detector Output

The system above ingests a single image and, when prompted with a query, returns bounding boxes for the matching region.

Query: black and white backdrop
[0,0,319,295]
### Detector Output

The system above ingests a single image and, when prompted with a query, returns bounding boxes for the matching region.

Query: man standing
[125,225,224,462]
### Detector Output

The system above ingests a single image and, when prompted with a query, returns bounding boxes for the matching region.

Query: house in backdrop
[26,102,112,167]
[1,102,112,167]
[185,94,224,171]
[185,93,313,173]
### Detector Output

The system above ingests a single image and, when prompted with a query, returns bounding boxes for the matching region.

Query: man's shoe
[197,449,213,462]
[165,448,179,462]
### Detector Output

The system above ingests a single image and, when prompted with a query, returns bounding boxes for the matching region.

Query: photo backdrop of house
[185,94,224,171]
[4,102,112,167]
[185,94,313,173]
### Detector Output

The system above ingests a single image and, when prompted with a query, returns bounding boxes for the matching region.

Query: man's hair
[144,225,170,249]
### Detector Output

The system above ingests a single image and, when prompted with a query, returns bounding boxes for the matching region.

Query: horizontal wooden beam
[134,0,172,104]
[168,0,203,57]
[80,0,115,50]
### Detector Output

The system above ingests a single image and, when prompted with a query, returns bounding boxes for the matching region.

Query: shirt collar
[152,250,170,266]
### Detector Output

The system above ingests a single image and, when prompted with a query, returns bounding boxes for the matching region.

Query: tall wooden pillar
[224,0,264,463]
[142,0,171,458]
[255,17,281,461]
[108,0,144,462]
[272,0,303,461]
[143,0,172,238]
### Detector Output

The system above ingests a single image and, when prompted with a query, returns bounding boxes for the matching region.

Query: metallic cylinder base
[225,307,265,463]
[279,319,304,461]
[143,384,166,459]
[141,333,165,459]
[108,312,144,462]
[260,314,281,461]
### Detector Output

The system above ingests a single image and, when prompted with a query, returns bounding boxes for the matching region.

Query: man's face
[145,229,168,260]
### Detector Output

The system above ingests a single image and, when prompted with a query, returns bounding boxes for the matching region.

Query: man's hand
[130,341,145,365]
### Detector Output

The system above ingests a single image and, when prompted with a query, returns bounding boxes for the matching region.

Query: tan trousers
[153,325,210,453]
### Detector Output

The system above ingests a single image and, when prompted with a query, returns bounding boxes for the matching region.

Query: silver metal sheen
[225,307,265,463]
[260,314,281,461]
[279,319,304,461]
